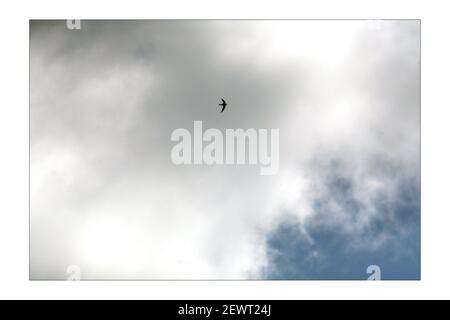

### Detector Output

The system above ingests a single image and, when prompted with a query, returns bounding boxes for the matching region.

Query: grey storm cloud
[30,20,420,279]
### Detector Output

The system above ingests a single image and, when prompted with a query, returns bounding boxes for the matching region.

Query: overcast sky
[30,20,420,280]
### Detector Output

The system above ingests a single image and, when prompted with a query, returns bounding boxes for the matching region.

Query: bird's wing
[221,98,226,105]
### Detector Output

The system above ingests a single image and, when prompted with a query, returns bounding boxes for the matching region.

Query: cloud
[30,20,420,279]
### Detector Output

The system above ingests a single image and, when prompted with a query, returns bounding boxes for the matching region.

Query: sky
[30,20,420,280]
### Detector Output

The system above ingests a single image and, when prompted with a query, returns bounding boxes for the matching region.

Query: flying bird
[219,98,227,112]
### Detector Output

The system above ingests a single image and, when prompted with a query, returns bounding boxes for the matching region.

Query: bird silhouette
[219,98,227,112]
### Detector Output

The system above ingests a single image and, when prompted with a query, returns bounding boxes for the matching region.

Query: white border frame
[1,0,449,299]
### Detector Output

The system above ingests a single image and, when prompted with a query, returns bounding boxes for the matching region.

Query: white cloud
[30,20,420,279]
